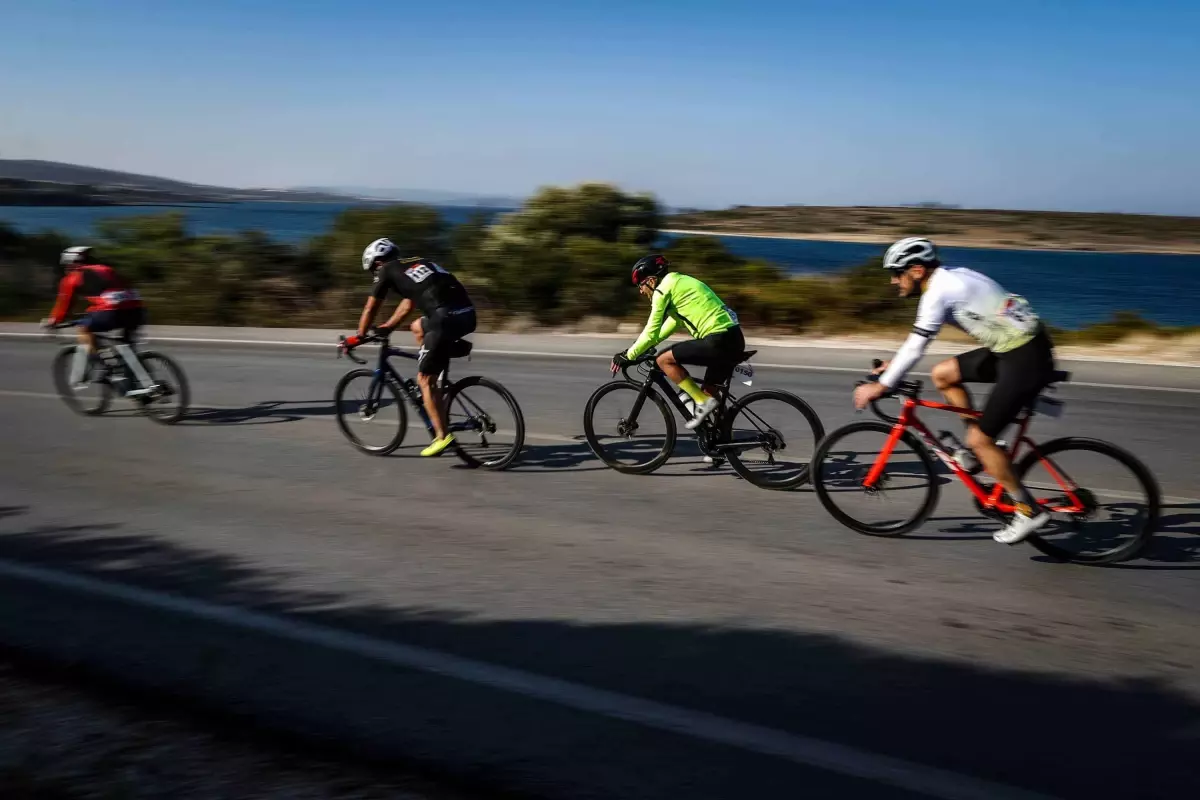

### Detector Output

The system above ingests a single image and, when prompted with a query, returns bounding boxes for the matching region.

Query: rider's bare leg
[69,326,97,385]
[931,358,974,421]
[656,350,708,404]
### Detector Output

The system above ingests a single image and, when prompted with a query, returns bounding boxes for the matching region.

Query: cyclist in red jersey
[43,246,148,390]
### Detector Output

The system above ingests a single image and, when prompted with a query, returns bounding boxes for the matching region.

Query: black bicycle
[50,321,190,425]
[582,348,824,489]
[334,330,525,470]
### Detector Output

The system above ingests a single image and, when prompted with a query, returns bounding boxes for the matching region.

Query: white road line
[0,558,1057,800]
[4,331,1199,393]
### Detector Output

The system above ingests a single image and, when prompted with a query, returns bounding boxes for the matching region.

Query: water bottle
[678,391,697,416]
[403,378,423,405]
[937,430,980,474]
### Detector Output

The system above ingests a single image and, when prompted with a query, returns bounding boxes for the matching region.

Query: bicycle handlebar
[337,329,391,365]
[614,348,658,381]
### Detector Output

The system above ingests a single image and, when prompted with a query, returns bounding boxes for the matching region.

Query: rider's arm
[47,272,81,325]
[878,291,947,389]
[380,297,414,330]
[626,285,671,359]
[357,296,381,337]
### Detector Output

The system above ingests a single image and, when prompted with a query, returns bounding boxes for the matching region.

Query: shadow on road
[181,400,338,426]
[0,506,1197,799]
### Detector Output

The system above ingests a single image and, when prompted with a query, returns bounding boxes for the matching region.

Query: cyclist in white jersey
[853,237,1057,545]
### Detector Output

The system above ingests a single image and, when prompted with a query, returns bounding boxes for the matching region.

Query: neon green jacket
[626,272,738,359]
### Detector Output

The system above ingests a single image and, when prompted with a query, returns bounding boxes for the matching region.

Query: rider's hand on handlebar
[853,380,887,410]
[871,358,889,376]
[611,350,632,374]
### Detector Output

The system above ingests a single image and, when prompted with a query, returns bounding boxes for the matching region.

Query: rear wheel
[583,381,676,474]
[1016,437,1160,564]
[335,369,407,455]
[721,389,825,489]
[442,375,525,470]
[52,346,112,416]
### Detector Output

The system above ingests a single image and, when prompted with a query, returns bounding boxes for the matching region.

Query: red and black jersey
[371,259,472,317]
[48,264,143,324]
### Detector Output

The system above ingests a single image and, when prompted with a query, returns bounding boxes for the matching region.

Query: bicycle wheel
[721,389,824,489]
[443,375,526,470]
[335,369,408,455]
[583,381,676,474]
[52,346,112,416]
[138,351,190,425]
[811,420,941,536]
[1015,437,1161,564]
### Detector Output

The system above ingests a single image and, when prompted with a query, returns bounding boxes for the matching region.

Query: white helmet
[60,245,95,267]
[883,237,939,272]
[361,238,398,271]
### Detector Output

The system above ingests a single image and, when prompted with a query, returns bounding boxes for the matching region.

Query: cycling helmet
[362,237,399,272]
[631,254,669,286]
[883,237,939,272]
[60,245,95,268]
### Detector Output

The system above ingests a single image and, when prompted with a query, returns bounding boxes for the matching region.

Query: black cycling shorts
[669,325,746,387]
[80,307,145,341]
[956,326,1056,439]
[418,306,477,377]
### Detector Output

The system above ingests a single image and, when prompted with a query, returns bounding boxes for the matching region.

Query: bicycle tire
[811,420,941,536]
[583,380,676,474]
[1015,437,1161,565]
[443,375,526,470]
[721,389,825,489]
[334,369,408,455]
[138,351,190,425]
[52,345,112,416]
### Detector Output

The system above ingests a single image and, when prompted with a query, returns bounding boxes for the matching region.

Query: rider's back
[917,266,1039,354]
[374,258,471,316]
[658,272,736,339]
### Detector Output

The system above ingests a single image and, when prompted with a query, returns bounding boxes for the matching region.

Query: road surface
[0,331,1197,799]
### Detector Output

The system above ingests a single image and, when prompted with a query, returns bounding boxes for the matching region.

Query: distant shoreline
[659,228,1200,256]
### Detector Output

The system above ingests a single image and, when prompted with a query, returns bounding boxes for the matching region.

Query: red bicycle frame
[862,395,1087,515]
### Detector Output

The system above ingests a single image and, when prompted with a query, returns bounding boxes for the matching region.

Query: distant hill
[0,160,368,205]
[294,185,524,208]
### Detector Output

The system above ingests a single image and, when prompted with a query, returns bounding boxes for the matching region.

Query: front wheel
[137,351,190,425]
[583,381,676,474]
[720,389,825,489]
[335,369,408,455]
[810,420,941,536]
[1016,437,1161,564]
[52,345,112,416]
[442,375,525,470]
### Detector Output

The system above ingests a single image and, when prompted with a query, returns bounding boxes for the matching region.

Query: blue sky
[3,0,1198,213]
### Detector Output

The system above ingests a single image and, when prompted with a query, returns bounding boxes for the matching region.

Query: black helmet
[632,254,669,286]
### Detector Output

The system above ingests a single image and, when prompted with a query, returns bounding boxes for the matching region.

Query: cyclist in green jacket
[613,254,745,431]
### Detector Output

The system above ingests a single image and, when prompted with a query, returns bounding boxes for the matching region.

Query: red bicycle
[810,361,1161,565]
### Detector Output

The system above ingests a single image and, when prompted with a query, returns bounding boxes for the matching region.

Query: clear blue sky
[3,0,1198,213]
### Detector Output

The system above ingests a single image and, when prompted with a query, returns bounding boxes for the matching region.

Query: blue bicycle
[333,329,525,470]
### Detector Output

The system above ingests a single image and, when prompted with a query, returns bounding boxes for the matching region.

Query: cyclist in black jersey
[349,237,477,457]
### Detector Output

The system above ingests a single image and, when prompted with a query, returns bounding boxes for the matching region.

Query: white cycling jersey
[879,267,1040,389]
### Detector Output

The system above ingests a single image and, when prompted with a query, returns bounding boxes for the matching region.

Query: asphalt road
[0,335,1198,799]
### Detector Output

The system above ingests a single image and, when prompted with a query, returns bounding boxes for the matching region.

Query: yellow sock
[678,378,709,405]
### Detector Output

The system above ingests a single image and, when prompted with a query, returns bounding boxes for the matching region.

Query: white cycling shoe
[994,509,1051,545]
[684,398,719,430]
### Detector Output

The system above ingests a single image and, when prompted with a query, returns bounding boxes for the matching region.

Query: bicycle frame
[620,360,775,458]
[864,395,1088,516]
[356,339,487,439]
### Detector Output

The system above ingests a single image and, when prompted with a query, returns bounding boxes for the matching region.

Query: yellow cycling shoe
[421,434,456,457]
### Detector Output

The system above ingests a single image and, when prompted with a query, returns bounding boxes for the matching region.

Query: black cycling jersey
[371,258,472,317]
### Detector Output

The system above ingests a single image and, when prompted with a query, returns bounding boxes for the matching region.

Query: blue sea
[3,202,1198,329]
